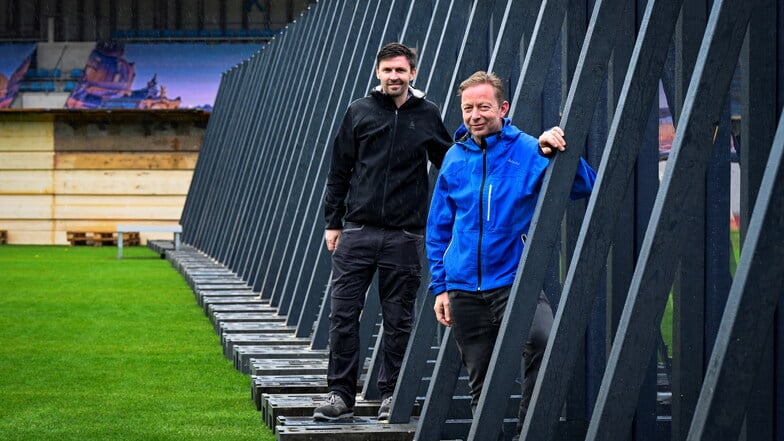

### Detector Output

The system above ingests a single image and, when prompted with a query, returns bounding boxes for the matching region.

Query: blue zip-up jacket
[426,119,596,295]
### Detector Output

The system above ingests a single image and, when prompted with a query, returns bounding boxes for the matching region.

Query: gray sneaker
[313,392,354,421]
[377,396,393,421]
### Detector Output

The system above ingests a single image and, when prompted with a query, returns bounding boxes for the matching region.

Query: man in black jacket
[314,42,452,422]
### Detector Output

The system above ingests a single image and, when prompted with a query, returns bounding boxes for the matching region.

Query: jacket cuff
[324,216,343,229]
[429,282,447,296]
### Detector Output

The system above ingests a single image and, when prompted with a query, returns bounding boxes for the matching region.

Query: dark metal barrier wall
[179,0,784,440]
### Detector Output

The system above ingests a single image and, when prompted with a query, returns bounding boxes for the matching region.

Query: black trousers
[327,223,423,407]
[449,287,553,434]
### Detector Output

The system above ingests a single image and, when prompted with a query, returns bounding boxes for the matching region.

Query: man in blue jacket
[426,71,596,436]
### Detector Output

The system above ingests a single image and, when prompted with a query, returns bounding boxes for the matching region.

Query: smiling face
[375,55,416,107]
[460,82,509,141]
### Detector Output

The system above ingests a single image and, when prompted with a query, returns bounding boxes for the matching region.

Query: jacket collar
[370,86,425,109]
[454,118,518,151]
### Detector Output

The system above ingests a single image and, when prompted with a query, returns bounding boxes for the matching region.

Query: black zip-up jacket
[324,87,453,230]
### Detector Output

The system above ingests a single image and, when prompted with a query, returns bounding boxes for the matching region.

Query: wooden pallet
[120,231,141,246]
[92,232,116,246]
[0,230,6,244]
[67,231,141,246]
[66,231,90,246]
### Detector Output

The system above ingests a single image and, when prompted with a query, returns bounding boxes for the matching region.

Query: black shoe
[313,392,354,421]
[377,396,392,421]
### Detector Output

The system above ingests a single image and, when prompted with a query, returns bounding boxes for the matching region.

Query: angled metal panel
[388,294,437,423]
[408,0,517,436]
[399,0,438,50]
[293,0,395,348]
[356,279,382,397]
[487,0,543,89]
[467,0,633,438]
[686,113,784,441]
[592,0,637,418]
[361,322,386,400]
[219,43,289,273]
[394,5,549,428]
[419,0,474,114]
[200,64,247,250]
[227,3,322,286]
[438,0,499,130]
[201,14,302,269]
[736,2,779,439]
[374,0,410,45]
[667,3,708,438]
[222,22,302,273]
[180,57,235,241]
[591,0,628,413]
[180,62,238,245]
[232,13,310,281]
[290,0,380,337]
[230,26,302,277]
[559,0,591,429]
[256,0,350,305]
[348,0,395,102]
[507,0,569,130]
[206,46,276,265]
[309,277,332,349]
[266,0,355,315]
[388,0,491,426]
[280,0,370,327]
[415,328,463,441]
[245,1,340,298]
[409,0,450,90]
[360,0,458,403]
[584,0,757,439]
[200,59,258,260]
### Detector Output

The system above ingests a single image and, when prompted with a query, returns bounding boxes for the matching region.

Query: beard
[383,81,407,96]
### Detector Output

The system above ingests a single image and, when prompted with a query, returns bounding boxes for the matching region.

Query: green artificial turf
[659,228,741,356]
[0,245,273,441]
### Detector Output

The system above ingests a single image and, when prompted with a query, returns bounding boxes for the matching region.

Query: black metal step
[250,358,330,376]
[274,416,522,441]
[211,312,286,332]
[208,303,277,316]
[261,395,386,430]
[276,416,417,441]
[219,321,296,334]
[201,296,267,314]
[233,335,310,374]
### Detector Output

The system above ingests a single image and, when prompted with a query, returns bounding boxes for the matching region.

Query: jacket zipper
[487,184,493,221]
[382,108,398,221]
[477,143,487,291]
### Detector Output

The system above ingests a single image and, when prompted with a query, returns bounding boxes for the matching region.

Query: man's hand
[325,229,342,252]
[538,126,567,156]
[434,292,452,327]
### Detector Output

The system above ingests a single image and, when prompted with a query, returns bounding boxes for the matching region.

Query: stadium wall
[0,109,206,244]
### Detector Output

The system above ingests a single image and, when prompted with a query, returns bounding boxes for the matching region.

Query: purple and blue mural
[67,41,262,110]
[657,68,740,160]
[0,44,36,108]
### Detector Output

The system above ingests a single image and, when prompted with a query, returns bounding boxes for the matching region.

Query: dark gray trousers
[327,223,423,407]
[449,287,553,434]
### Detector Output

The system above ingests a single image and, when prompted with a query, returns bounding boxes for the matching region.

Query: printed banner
[0,44,36,108]
[66,41,262,110]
